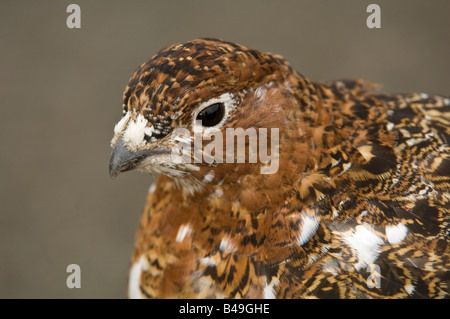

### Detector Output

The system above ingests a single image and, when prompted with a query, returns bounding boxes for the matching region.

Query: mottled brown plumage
[110,39,450,298]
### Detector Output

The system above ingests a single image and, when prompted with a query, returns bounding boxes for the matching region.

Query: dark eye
[196,103,225,127]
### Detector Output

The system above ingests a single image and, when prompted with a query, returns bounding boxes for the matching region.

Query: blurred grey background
[0,0,448,298]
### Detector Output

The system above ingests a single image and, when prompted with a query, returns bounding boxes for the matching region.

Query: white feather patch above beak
[111,111,131,146]
[112,112,155,151]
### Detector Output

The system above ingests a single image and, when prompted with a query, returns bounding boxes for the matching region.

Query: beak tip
[109,161,121,179]
[109,172,118,179]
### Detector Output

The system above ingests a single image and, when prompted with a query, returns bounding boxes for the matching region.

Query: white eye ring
[192,93,236,135]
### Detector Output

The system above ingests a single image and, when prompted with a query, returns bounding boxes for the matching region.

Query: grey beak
[109,139,169,179]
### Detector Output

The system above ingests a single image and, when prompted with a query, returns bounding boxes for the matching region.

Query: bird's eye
[196,103,225,127]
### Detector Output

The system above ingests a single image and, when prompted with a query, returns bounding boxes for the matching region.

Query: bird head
[109,38,318,193]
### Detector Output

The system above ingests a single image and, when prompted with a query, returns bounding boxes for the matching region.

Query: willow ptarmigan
[109,38,449,299]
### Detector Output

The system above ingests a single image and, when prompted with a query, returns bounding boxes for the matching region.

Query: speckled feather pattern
[112,39,449,298]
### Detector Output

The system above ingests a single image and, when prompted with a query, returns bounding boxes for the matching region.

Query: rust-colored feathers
[110,39,449,298]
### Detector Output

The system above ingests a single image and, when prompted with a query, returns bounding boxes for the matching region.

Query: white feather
[263,278,279,299]
[122,113,152,151]
[339,224,384,271]
[128,255,148,299]
[297,213,320,246]
[219,236,237,253]
[176,224,192,243]
[111,111,131,146]
[385,223,408,245]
